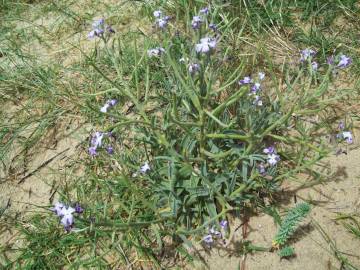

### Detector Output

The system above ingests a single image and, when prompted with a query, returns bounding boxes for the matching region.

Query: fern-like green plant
[278,246,295,258]
[272,202,311,248]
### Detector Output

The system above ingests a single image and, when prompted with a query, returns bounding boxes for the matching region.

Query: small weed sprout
[278,246,295,258]
[272,203,311,255]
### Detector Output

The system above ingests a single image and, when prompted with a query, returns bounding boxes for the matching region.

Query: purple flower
[238,76,252,85]
[203,234,213,244]
[263,146,280,166]
[327,55,335,65]
[188,63,200,74]
[61,214,74,230]
[106,145,114,154]
[92,18,104,29]
[253,95,263,106]
[108,99,117,106]
[74,203,84,214]
[300,48,316,62]
[267,153,280,166]
[251,82,261,93]
[342,131,353,144]
[199,7,209,15]
[147,47,165,57]
[88,28,104,39]
[88,18,114,39]
[195,37,217,54]
[88,19,106,39]
[220,220,228,229]
[60,206,75,216]
[95,28,104,36]
[209,23,217,31]
[191,16,203,29]
[153,10,170,29]
[311,61,318,71]
[140,162,150,173]
[91,132,104,148]
[106,25,115,34]
[51,202,65,216]
[258,163,266,175]
[52,203,80,231]
[88,30,96,39]
[88,146,97,156]
[60,206,75,231]
[263,146,275,154]
[337,55,352,68]
[209,226,221,237]
[88,132,106,156]
[153,10,162,18]
[100,103,110,113]
[100,99,117,113]
[156,18,168,29]
[338,121,345,130]
[88,131,115,156]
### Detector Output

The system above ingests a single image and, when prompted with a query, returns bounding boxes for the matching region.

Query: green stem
[206,133,250,141]
[201,149,233,159]
[260,108,295,138]
[212,86,248,116]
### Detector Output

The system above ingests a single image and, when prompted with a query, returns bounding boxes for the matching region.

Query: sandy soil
[0,121,90,248]
[0,123,89,211]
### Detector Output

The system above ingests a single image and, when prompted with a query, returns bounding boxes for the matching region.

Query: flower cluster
[88,18,114,39]
[239,72,265,106]
[203,220,228,245]
[191,16,203,29]
[151,7,217,57]
[100,99,117,113]
[179,58,201,74]
[263,146,280,166]
[88,131,114,156]
[51,202,83,231]
[153,10,171,29]
[300,48,316,62]
[299,48,318,71]
[195,37,217,54]
[300,48,352,72]
[191,7,209,29]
